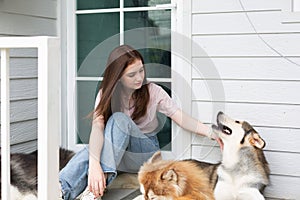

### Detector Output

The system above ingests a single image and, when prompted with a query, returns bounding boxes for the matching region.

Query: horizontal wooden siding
[191,0,300,199]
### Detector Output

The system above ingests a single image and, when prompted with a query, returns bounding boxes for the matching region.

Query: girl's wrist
[89,156,100,167]
[207,126,215,140]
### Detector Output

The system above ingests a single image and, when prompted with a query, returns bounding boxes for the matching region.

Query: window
[69,0,175,151]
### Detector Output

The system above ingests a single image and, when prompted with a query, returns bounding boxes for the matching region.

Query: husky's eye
[235,120,240,124]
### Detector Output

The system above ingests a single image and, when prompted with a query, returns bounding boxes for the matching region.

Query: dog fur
[137,151,215,200]
[136,112,270,200]
[211,112,270,200]
[0,148,74,199]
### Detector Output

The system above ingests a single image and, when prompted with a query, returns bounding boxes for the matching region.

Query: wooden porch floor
[76,173,141,200]
[78,173,287,200]
[103,188,140,200]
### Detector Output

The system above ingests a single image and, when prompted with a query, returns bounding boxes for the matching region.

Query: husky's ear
[148,151,162,164]
[250,132,265,149]
[162,169,177,182]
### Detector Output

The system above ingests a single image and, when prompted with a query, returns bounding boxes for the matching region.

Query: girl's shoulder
[147,82,171,100]
[147,82,163,93]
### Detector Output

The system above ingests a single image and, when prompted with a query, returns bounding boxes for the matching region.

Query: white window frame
[65,0,192,159]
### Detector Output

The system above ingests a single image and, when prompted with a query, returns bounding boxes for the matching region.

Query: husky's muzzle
[213,112,233,135]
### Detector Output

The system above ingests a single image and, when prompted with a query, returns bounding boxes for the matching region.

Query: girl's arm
[88,115,106,197]
[170,109,223,148]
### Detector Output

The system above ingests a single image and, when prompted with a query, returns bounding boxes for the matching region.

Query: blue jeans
[59,112,160,200]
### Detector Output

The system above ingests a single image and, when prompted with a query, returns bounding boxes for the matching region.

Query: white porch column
[37,37,61,199]
[1,48,11,200]
[0,36,61,199]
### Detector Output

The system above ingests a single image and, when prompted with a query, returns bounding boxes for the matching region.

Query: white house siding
[190,0,300,199]
[0,0,57,153]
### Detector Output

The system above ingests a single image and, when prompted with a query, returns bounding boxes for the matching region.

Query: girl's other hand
[88,163,106,198]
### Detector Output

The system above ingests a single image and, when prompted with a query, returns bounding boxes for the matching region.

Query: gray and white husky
[0,148,74,200]
[210,112,270,200]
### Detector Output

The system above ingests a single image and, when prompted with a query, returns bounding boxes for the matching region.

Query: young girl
[59,45,221,200]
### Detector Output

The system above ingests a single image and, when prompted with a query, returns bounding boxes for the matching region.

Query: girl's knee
[107,112,133,133]
[111,112,130,122]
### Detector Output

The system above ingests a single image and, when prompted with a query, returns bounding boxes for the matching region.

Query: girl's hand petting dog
[209,126,224,151]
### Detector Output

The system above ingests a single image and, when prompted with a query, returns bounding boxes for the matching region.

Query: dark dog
[0,148,74,199]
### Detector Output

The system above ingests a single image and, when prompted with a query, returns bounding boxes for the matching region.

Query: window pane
[156,82,172,150]
[77,81,100,144]
[77,0,119,10]
[124,10,171,78]
[77,13,120,77]
[124,0,170,7]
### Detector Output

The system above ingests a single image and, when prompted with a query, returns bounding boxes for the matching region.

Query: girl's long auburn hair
[94,45,149,124]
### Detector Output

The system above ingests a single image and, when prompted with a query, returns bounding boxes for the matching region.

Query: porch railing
[0,37,60,199]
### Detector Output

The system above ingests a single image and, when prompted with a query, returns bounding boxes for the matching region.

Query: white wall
[0,0,57,36]
[190,0,300,199]
[0,0,57,153]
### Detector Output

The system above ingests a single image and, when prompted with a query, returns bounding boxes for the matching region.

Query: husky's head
[212,112,265,149]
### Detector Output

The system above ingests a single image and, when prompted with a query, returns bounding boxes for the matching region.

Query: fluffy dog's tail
[59,148,75,170]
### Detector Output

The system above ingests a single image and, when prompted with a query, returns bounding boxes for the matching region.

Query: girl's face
[120,59,145,92]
